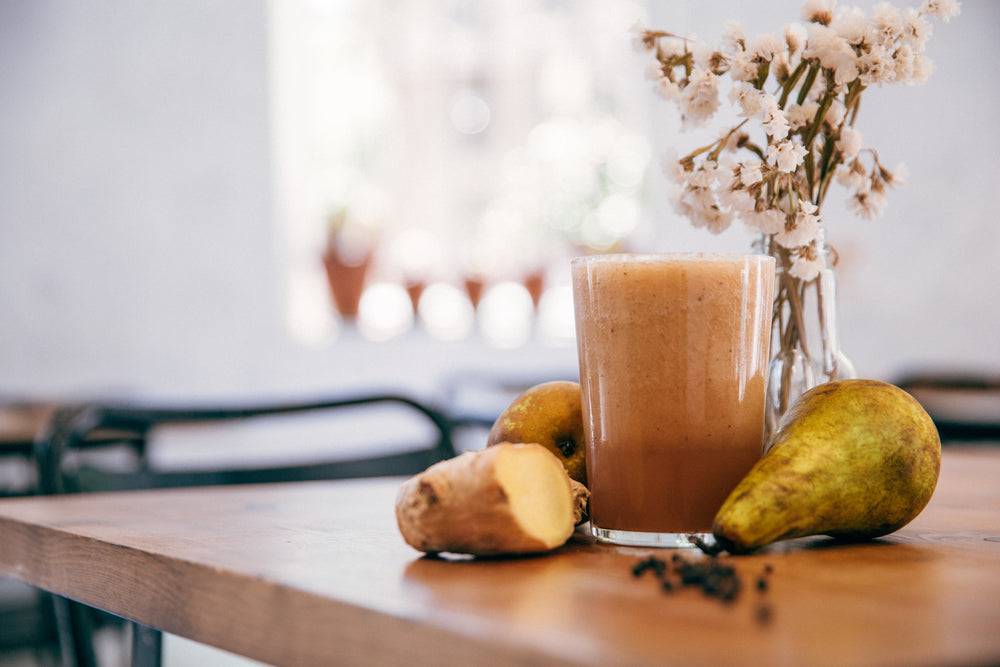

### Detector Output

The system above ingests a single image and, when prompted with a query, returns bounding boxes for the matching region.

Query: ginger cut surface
[395,443,576,556]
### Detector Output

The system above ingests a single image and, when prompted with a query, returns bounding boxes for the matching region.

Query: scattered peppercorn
[756,603,773,625]
[632,556,668,578]
[630,556,777,621]
[754,564,774,624]
[632,555,743,604]
[756,563,774,592]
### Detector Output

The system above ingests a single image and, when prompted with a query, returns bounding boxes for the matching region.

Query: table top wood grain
[1,446,998,667]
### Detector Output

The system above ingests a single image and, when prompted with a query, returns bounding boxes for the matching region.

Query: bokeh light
[418,282,475,341]
[358,282,414,341]
[536,285,576,347]
[477,281,534,348]
[450,89,491,135]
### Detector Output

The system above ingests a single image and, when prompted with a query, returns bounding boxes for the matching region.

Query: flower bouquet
[633,0,959,438]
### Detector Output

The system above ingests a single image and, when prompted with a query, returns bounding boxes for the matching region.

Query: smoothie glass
[571,253,775,547]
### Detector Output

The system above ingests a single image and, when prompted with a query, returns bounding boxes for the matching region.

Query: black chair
[0,402,65,664]
[895,372,1000,443]
[439,368,578,429]
[30,392,457,667]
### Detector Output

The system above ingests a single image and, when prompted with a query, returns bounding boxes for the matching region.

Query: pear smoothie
[572,253,774,547]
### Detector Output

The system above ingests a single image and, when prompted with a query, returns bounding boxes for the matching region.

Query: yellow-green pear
[712,379,941,554]
[487,381,587,485]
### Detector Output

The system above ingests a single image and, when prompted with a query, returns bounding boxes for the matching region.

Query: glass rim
[570,252,775,266]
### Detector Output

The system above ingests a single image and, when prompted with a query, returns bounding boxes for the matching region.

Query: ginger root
[395,442,577,556]
[570,479,590,526]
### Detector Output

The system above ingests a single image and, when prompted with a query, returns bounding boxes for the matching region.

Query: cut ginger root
[395,442,580,556]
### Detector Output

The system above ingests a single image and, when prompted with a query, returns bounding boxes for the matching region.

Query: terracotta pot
[522,269,546,309]
[322,250,373,319]
[405,280,425,314]
[463,276,486,310]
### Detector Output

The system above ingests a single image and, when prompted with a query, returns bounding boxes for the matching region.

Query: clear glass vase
[758,235,856,451]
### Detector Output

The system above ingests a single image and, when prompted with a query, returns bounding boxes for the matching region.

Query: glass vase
[758,235,856,451]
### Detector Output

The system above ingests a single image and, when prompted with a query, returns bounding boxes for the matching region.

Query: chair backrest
[34,394,456,495]
[895,373,1000,443]
[440,369,578,428]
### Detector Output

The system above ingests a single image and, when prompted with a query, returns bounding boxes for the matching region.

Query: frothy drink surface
[573,254,774,534]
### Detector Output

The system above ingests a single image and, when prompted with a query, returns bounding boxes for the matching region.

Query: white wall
[0,0,997,405]
[0,1,284,398]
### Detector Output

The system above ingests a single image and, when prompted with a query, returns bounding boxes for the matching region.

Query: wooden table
[1,447,998,667]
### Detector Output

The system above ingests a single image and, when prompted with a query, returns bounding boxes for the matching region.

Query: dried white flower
[887,162,909,186]
[681,184,717,211]
[775,202,821,248]
[750,33,784,61]
[644,58,663,81]
[790,252,826,281]
[872,2,906,42]
[920,0,961,22]
[802,0,835,25]
[676,184,733,234]
[661,149,688,184]
[824,99,847,129]
[901,8,933,51]
[721,188,756,215]
[892,43,917,82]
[785,102,820,130]
[785,22,808,53]
[833,7,871,45]
[740,162,764,186]
[729,81,767,118]
[849,189,888,219]
[837,159,871,194]
[836,127,864,161]
[761,98,790,140]
[687,162,719,188]
[799,199,819,216]
[767,140,807,172]
[695,206,735,234]
[743,208,786,235]
[659,37,691,62]
[859,42,898,86]
[722,20,747,51]
[656,77,682,100]
[691,40,719,70]
[630,21,652,53]
[717,153,741,174]
[727,50,758,82]
[678,68,721,127]
[909,53,935,84]
[804,24,859,86]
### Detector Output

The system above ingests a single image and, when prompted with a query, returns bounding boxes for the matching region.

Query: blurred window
[271,0,651,344]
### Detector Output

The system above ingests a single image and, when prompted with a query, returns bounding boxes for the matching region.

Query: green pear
[488,381,587,485]
[712,379,941,554]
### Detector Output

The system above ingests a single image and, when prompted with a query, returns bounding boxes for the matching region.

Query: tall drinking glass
[572,253,775,547]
